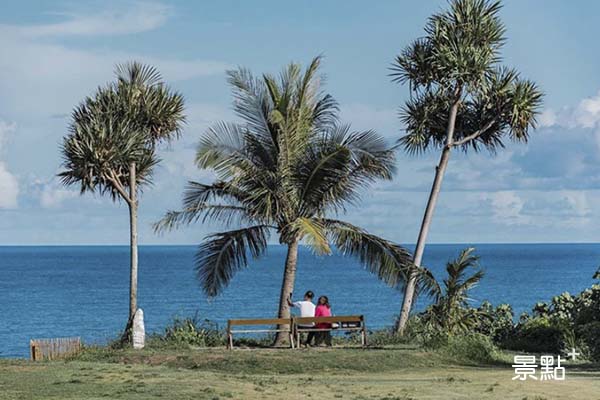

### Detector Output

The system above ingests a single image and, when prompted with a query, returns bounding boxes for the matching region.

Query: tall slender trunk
[396,96,461,335]
[274,239,299,346]
[129,162,138,321]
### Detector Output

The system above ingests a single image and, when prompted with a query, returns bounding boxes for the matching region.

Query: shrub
[574,284,600,326]
[151,315,225,348]
[440,333,500,364]
[576,322,600,361]
[396,315,453,348]
[474,302,514,343]
[549,292,576,322]
[502,317,565,354]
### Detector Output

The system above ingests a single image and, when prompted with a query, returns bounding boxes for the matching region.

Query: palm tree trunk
[274,239,299,346]
[396,97,460,335]
[129,162,138,321]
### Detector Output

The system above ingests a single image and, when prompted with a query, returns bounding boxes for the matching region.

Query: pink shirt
[314,304,332,329]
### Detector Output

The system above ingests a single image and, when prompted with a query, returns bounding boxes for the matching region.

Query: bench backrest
[228,318,290,327]
[293,315,364,325]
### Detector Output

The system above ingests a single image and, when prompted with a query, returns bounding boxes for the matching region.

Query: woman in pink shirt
[314,296,333,346]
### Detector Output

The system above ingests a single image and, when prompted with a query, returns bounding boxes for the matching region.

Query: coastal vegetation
[81,247,600,365]
[391,0,543,334]
[59,63,186,339]
[154,56,416,345]
[417,247,488,335]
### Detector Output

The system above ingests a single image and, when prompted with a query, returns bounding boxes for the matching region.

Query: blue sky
[0,0,599,245]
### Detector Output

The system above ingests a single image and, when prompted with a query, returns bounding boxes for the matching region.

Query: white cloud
[488,191,529,225]
[3,2,171,37]
[573,93,600,128]
[538,109,557,127]
[0,36,229,118]
[0,162,18,209]
[544,91,600,130]
[561,191,591,218]
[39,182,78,209]
[0,6,230,120]
[0,121,18,209]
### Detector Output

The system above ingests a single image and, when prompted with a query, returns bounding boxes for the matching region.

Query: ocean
[1,243,599,358]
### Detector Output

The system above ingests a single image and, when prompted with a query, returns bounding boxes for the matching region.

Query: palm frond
[298,125,396,215]
[115,61,162,87]
[226,67,275,146]
[196,122,247,170]
[154,205,248,233]
[287,217,331,255]
[196,225,270,297]
[322,219,415,289]
[153,181,252,233]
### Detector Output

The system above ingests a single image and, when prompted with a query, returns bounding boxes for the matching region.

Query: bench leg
[227,333,233,350]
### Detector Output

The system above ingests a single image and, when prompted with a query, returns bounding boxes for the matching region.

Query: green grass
[1,346,600,399]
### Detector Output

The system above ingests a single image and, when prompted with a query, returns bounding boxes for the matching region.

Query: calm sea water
[1,243,599,358]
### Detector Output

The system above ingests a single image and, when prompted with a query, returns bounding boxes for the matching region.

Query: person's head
[303,291,314,301]
[318,295,330,308]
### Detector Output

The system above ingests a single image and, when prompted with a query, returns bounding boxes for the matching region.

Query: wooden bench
[292,315,367,347]
[227,318,294,349]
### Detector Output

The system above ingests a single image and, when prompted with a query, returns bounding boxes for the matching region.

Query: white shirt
[292,300,316,318]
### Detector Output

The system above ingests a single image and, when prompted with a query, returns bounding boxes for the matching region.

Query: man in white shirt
[287,290,316,346]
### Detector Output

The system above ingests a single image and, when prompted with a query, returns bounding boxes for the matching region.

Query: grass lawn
[1,346,599,399]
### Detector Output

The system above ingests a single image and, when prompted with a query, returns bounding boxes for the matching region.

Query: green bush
[474,302,514,343]
[151,316,225,348]
[440,333,500,364]
[500,273,600,359]
[502,317,565,354]
[574,284,600,325]
[576,322,600,361]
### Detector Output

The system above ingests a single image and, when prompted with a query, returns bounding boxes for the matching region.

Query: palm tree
[391,0,543,334]
[59,62,185,339]
[155,56,413,345]
[420,248,489,335]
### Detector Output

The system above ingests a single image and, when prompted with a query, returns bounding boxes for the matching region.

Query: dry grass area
[1,347,599,399]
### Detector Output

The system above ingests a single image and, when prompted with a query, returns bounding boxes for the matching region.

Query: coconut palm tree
[155,56,414,345]
[59,62,185,339]
[420,248,489,335]
[391,0,543,334]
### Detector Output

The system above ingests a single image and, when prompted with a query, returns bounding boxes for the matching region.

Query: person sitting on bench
[287,290,316,346]
[313,295,333,347]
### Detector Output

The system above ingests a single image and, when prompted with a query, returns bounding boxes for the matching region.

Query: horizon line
[0,241,598,247]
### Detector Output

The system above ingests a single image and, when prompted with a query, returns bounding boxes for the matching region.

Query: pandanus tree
[391,0,543,334]
[420,248,489,335]
[155,56,413,345]
[59,62,185,339]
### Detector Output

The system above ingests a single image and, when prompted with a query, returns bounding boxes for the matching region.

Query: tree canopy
[156,56,415,297]
[390,0,543,155]
[59,62,186,202]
